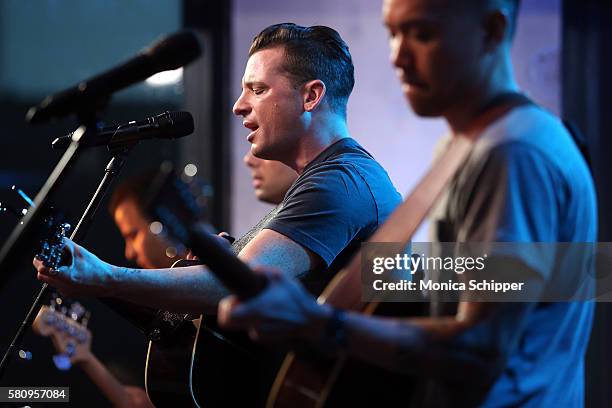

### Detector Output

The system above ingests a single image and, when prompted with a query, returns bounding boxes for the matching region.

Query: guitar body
[268,304,424,408]
[145,259,271,407]
[266,138,477,407]
[145,315,272,407]
[145,318,200,407]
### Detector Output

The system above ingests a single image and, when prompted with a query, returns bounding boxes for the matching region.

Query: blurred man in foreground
[219,1,597,406]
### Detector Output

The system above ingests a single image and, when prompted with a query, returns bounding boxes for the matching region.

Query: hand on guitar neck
[218,268,331,344]
[32,297,154,408]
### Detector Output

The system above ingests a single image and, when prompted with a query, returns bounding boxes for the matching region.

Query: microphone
[51,111,194,149]
[26,31,202,124]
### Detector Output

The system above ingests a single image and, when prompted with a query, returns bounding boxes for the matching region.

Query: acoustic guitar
[140,165,269,407]
[180,136,474,407]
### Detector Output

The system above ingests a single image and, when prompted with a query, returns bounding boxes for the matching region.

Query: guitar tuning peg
[44,311,56,325]
[60,222,71,234]
[77,330,88,344]
[57,315,69,332]
[69,302,85,321]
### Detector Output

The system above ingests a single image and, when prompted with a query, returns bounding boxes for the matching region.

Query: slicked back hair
[249,23,354,118]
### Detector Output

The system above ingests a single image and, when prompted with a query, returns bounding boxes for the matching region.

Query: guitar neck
[188,224,267,300]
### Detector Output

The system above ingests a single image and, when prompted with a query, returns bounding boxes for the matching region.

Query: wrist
[75,350,96,368]
[303,303,334,343]
[304,304,348,352]
[322,307,348,351]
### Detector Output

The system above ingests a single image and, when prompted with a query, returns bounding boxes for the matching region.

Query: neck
[445,54,520,138]
[291,113,351,174]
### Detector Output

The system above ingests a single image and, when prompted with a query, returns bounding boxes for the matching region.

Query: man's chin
[251,146,275,161]
[406,95,444,117]
[255,190,276,205]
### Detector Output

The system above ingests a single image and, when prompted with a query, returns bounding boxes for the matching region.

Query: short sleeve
[265,163,376,266]
[458,142,562,279]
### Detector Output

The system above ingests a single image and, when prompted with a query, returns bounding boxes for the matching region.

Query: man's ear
[302,79,326,112]
[482,9,509,52]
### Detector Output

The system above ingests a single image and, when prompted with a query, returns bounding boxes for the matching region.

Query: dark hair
[108,172,155,216]
[249,23,354,117]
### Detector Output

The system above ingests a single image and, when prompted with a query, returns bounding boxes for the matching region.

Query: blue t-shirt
[264,137,402,294]
[428,105,597,407]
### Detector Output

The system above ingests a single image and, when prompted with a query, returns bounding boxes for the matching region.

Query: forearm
[109,264,229,313]
[77,353,127,407]
[343,314,495,381]
[305,305,499,383]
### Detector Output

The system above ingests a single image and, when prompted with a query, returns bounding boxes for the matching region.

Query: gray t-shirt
[235,138,402,295]
[426,104,597,407]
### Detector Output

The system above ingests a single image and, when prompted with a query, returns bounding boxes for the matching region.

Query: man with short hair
[218,1,596,406]
[109,173,187,270]
[34,24,401,317]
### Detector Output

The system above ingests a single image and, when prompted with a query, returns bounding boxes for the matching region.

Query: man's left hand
[33,238,116,297]
[218,269,332,343]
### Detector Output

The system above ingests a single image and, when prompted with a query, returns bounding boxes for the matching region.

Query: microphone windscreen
[147,31,203,72]
[164,111,195,139]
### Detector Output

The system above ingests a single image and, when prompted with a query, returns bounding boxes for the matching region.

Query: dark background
[0,1,230,407]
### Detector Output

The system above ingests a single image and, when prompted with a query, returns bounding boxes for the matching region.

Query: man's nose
[233,91,250,117]
[390,33,413,69]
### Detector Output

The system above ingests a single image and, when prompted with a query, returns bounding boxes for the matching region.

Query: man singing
[218,1,596,406]
[34,24,401,316]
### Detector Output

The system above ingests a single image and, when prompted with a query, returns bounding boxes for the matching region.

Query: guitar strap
[320,92,535,310]
[318,135,475,309]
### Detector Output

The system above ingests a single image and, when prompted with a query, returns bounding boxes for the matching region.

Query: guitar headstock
[142,162,265,299]
[36,218,71,270]
[32,294,92,370]
[142,162,213,253]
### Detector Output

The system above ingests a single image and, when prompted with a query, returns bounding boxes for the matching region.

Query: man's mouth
[252,174,262,188]
[398,70,427,90]
[243,121,259,142]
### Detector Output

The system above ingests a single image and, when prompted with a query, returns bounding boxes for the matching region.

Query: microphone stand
[0,132,138,381]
